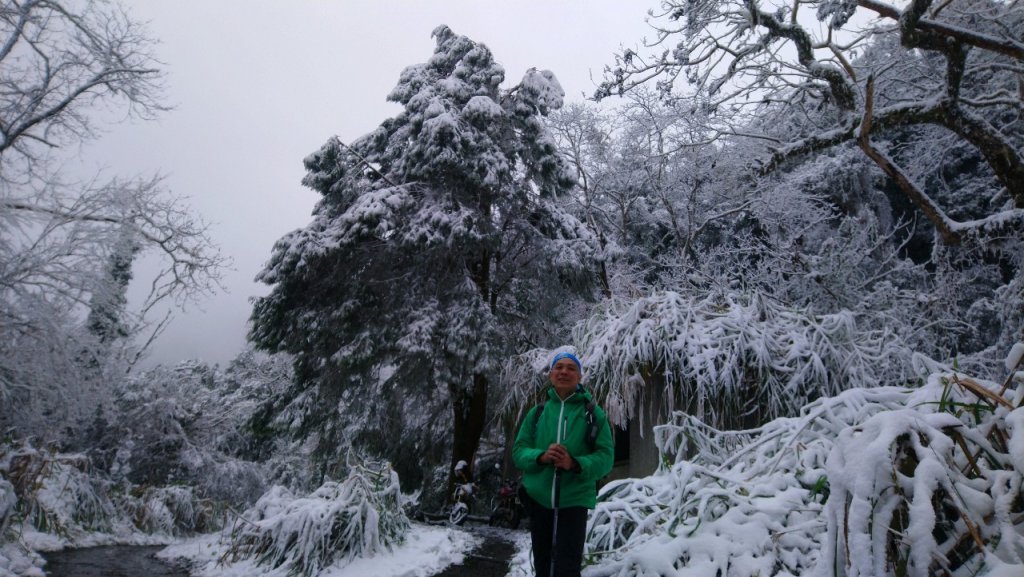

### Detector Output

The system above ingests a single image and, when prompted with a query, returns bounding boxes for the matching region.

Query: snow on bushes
[0,441,227,548]
[0,479,13,533]
[587,350,1024,577]
[223,458,409,577]
[576,291,915,430]
[1,445,116,538]
[126,485,221,536]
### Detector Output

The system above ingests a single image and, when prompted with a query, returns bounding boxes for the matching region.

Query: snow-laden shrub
[577,290,915,430]
[107,353,291,503]
[124,485,222,536]
[0,479,14,535]
[224,459,409,577]
[0,445,116,538]
[587,350,1024,577]
[0,441,226,548]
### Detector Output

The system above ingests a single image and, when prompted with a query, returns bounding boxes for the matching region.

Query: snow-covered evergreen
[249,24,602,492]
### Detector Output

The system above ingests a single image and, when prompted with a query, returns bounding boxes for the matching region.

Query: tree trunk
[447,372,489,502]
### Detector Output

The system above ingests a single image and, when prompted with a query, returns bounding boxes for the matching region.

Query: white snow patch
[1006,408,1024,474]
[1006,342,1024,373]
[159,524,478,577]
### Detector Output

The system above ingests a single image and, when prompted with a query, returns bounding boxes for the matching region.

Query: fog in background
[77,1,651,368]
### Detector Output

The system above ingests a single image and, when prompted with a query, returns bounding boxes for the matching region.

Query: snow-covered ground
[159,523,479,577]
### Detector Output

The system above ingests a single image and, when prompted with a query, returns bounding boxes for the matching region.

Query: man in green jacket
[513,350,614,577]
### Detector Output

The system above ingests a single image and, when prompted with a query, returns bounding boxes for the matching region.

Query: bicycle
[487,476,525,529]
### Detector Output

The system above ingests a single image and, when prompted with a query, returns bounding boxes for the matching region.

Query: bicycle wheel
[449,502,469,525]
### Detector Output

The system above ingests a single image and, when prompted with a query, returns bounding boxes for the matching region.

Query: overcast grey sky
[84,1,652,368]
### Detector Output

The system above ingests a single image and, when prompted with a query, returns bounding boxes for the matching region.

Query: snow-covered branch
[588,350,1024,576]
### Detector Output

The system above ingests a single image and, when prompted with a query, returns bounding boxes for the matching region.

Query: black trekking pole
[550,468,562,577]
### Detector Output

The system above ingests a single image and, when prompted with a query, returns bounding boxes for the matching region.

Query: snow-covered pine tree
[85,227,139,346]
[249,25,601,492]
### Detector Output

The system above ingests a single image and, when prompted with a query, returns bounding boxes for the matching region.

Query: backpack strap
[583,397,599,450]
[531,390,600,451]
[531,399,546,439]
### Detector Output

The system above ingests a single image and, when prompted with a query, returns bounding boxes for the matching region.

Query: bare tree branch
[858,75,960,244]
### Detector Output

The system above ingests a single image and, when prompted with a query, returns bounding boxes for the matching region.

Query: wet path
[434,525,521,577]
[43,545,189,577]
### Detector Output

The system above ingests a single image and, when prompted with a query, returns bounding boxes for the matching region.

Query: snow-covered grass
[159,522,479,577]
[0,443,227,545]
[0,542,45,577]
[218,459,411,577]
[584,351,1024,577]
[161,458,479,576]
[578,291,915,431]
[3,446,118,539]
[0,441,220,577]
[155,457,519,577]
[126,485,222,536]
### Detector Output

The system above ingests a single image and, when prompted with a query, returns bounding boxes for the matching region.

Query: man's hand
[540,443,576,471]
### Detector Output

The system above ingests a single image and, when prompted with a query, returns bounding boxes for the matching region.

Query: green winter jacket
[512,386,615,509]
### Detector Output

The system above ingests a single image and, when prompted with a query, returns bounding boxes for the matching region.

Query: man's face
[549,358,581,396]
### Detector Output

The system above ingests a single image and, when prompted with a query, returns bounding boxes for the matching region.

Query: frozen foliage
[99,351,303,502]
[0,0,225,442]
[160,523,478,577]
[2,446,117,539]
[588,0,1024,373]
[0,479,13,533]
[577,290,914,430]
[587,353,1024,577]
[126,486,220,536]
[224,459,410,577]
[1007,344,1024,374]
[0,349,316,575]
[0,441,222,545]
[816,0,858,28]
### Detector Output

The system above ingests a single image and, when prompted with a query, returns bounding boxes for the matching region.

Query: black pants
[525,493,589,577]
